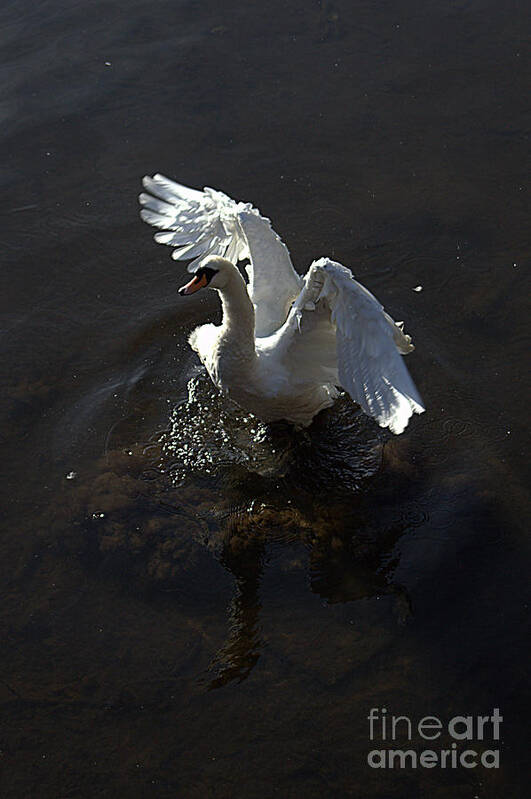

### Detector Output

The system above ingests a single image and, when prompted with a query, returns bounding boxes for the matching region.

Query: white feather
[275,258,424,433]
[139,175,301,334]
[139,180,425,433]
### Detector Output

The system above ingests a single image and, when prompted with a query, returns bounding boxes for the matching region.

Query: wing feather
[139,176,302,334]
[318,258,424,433]
[277,258,424,434]
[237,210,302,335]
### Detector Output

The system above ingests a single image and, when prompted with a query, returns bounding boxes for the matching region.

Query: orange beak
[178,273,208,296]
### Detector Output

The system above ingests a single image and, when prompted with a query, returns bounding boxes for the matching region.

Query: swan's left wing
[139,175,302,336]
[277,258,425,434]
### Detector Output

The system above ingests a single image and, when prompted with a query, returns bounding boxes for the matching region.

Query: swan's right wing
[277,258,425,434]
[139,175,302,336]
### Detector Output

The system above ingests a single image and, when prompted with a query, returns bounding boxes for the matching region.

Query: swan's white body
[139,176,425,433]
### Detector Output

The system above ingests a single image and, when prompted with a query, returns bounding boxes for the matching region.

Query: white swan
[139,175,425,433]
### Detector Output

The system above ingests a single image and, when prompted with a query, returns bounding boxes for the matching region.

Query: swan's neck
[217,271,255,357]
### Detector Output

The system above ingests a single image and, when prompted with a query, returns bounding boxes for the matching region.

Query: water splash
[161,371,383,493]
[162,372,291,483]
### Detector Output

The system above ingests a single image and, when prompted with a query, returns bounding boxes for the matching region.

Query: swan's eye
[195,266,218,284]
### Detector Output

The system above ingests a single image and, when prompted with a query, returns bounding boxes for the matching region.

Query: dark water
[1,0,529,796]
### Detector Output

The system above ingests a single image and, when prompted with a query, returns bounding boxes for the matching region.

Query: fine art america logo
[367,707,502,769]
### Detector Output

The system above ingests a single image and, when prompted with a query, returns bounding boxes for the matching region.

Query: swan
[139,175,425,433]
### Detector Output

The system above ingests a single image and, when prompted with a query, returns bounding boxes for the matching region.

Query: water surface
[1,1,529,797]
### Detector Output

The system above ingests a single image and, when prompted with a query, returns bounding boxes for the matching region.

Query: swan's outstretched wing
[275,258,425,434]
[139,175,302,336]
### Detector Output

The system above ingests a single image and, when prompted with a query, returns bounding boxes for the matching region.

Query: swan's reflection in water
[205,532,412,690]
[206,540,264,689]
[55,372,423,689]
[157,374,417,688]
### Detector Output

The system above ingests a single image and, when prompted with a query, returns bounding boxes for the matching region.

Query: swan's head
[178,256,237,296]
